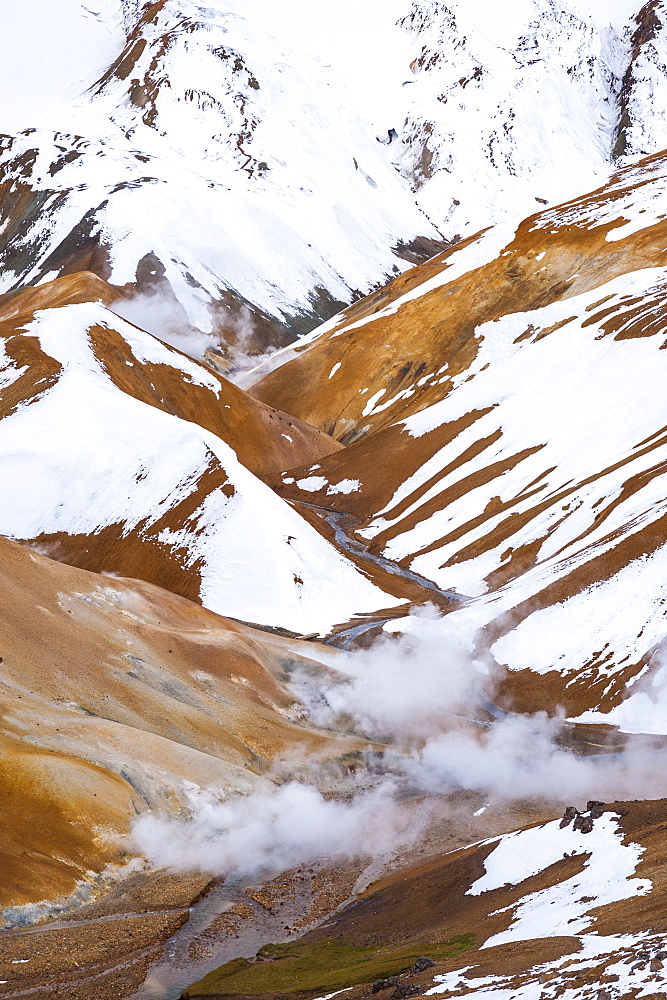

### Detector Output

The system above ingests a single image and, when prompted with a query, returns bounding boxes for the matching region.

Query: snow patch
[296,476,328,493]
[469,814,650,947]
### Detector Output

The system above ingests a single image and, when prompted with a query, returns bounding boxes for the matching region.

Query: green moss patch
[184,934,474,997]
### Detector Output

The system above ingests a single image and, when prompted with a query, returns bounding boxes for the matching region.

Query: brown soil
[0,869,213,999]
[0,535,371,906]
[186,799,667,1000]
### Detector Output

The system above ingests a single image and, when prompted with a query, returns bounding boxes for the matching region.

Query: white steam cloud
[221,305,293,385]
[111,291,216,359]
[132,607,667,877]
[132,779,426,876]
[405,713,667,802]
[112,292,290,379]
[289,606,487,743]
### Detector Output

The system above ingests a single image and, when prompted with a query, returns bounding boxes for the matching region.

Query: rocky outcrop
[614,1,667,158]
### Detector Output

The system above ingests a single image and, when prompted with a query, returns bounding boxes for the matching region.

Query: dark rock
[410,957,436,975]
[650,958,663,972]
[393,235,460,265]
[390,986,421,999]
[560,805,580,828]
[373,976,400,993]
[572,813,584,831]
[587,800,605,818]
[580,815,594,834]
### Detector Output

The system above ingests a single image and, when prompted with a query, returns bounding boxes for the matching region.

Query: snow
[0,0,124,133]
[295,476,328,493]
[491,546,667,683]
[1,0,660,355]
[325,222,518,348]
[104,312,222,392]
[362,388,387,416]
[469,815,650,947]
[396,0,637,241]
[617,1,667,159]
[538,152,667,236]
[0,304,397,635]
[575,643,667,735]
[248,219,512,379]
[0,0,438,345]
[355,266,667,604]
[327,479,361,496]
[29,301,221,392]
[310,991,353,1000]
[425,932,664,997]
[342,253,667,697]
[0,341,28,392]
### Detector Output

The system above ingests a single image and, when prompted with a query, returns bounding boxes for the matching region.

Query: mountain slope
[0,0,441,353]
[0,534,370,910]
[251,149,667,438]
[186,800,667,1000]
[5,4,667,998]
[0,272,342,478]
[616,0,667,156]
[395,0,634,237]
[0,275,399,635]
[254,151,667,716]
[4,2,667,359]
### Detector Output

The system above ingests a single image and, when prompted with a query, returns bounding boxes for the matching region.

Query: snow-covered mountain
[395,0,634,235]
[2,0,667,361]
[0,0,442,357]
[4,3,667,997]
[617,0,667,156]
[258,149,667,721]
[0,274,402,635]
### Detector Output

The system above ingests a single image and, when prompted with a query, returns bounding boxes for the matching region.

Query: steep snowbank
[396,0,644,236]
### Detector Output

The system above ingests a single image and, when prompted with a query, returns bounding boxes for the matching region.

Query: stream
[126,504,500,996]
[127,860,379,1000]
[292,500,467,649]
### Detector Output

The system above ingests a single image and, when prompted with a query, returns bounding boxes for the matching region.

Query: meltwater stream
[128,503,474,996]
[127,860,378,1000]
[297,501,465,604]
[291,501,467,649]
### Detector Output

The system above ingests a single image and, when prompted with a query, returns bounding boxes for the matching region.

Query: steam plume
[132,609,667,876]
